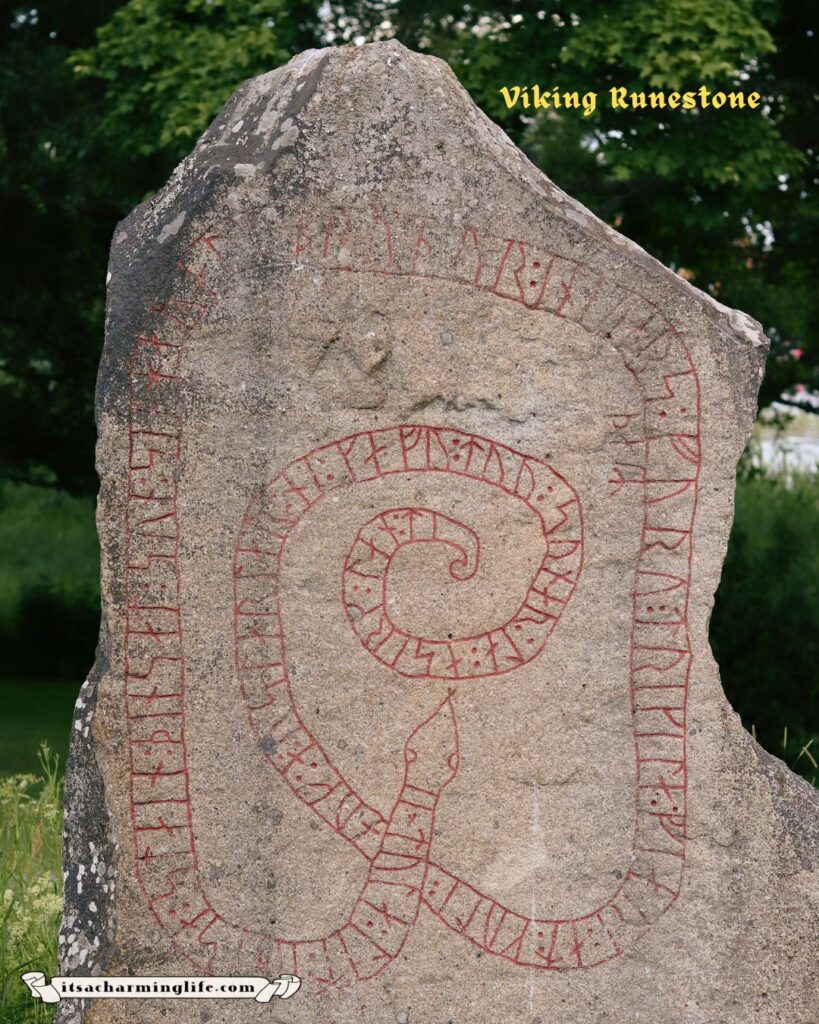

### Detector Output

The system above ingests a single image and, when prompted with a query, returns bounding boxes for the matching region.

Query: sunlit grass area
[0,747,61,1024]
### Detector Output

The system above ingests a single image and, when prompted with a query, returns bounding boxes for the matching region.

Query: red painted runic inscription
[124,210,699,995]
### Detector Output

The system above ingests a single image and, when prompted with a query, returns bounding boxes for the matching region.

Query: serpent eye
[448,752,459,770]
[405,747,418,763]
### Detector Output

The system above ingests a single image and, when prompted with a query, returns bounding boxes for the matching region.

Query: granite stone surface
[59,41,819,1024]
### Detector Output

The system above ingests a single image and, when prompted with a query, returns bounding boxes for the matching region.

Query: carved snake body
[229,424,653,988]
[126,231,695,994]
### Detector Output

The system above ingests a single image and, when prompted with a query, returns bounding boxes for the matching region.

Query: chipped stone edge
[112,46,331,262]
[746,730,819,867]
[56,621,118,1024]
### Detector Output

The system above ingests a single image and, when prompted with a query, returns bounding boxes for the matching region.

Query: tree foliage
[0,2,124,493]
[0,0,817,494]
[0,1,816,769]
[0,1,324,494]
[347,0,816,410]
[70,0,322,162]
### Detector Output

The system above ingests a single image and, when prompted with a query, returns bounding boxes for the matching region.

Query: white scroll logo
[21,971,301,1002]
[21,973,60,1004]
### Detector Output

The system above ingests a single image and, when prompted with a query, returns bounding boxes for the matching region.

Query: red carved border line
[124,210,700,993]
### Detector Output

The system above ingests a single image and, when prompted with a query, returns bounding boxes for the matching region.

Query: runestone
[60,41,819,1024]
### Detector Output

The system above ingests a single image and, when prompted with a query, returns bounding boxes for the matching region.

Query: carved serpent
[229,424,652,991]
[126,230,695,994]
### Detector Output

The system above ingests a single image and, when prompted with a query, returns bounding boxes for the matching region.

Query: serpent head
[402,693,460,794]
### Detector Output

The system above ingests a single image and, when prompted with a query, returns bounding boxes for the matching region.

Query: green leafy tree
[339,0,818,410]
[0,1,816,767]
[0,0,324,494]
[70,0,323,163]
[0,2,124,494]
[711,466,819,768]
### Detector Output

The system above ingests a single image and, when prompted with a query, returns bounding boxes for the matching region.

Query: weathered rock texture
[60,41,819,1024]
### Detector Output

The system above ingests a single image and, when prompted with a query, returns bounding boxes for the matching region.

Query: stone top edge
[117,40,769,361]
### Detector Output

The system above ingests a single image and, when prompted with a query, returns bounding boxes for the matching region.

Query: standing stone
[61,41,818,1024]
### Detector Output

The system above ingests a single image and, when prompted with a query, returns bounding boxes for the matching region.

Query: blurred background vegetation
[0,0,817,787]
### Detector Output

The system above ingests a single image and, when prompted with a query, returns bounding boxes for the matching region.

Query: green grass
[0,468,814,1022]
[0,746,61,1024]
[752,724,818,787]
[711,466,819,782]
[0,482,99,682]
[0,683,78,779]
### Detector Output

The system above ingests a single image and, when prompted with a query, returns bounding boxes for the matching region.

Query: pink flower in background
[789,348,804,359]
